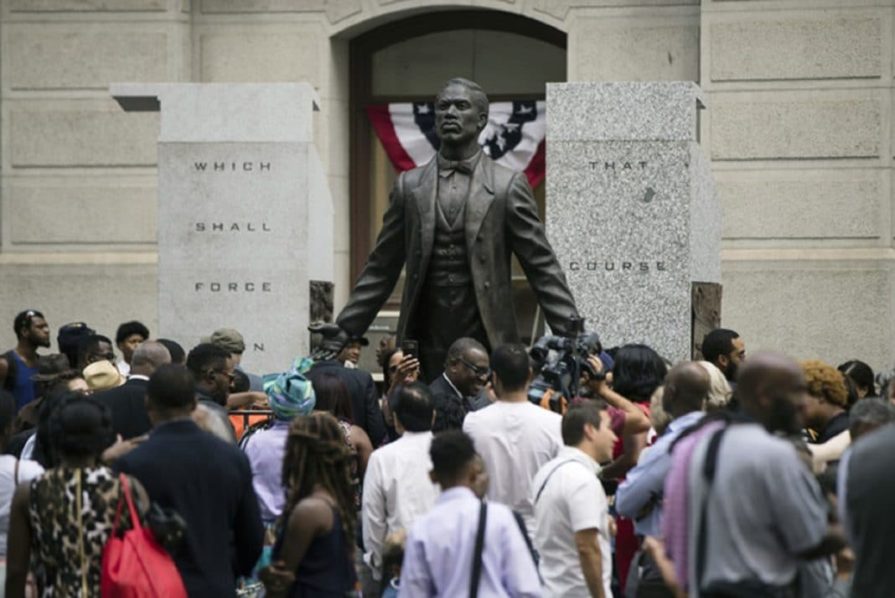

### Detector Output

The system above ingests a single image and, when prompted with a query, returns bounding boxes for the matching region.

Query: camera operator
[535,352,650,440]
[580,356,650,439]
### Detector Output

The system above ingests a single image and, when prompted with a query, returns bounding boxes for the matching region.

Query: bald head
[663,361,710,416]
[130,340,172,376]
[737,353,802,402]
[446,337,488,365]
[735,352,806,433]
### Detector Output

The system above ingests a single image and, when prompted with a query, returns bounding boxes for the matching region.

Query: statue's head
[435,78,489,147]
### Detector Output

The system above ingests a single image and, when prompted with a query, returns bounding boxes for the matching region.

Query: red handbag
[101,473,188,598]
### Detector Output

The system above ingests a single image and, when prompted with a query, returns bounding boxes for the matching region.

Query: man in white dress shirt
[400,430,541,597]
[362,382,439,585]
[532,401,617,598]
[463,343,562,536]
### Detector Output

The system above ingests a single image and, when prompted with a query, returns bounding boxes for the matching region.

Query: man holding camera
[334,77,579,383]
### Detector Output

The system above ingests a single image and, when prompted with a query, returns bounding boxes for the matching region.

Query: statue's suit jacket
[337,153,579,346]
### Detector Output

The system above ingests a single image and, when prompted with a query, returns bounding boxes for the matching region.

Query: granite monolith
[546,82,720,361]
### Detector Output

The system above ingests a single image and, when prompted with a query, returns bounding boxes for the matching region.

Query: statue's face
[435,83,486,147]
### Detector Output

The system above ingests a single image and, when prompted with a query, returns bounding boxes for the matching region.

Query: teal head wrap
[263,369,315,421]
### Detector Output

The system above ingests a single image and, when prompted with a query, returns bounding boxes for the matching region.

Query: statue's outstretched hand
[307,322,350,359]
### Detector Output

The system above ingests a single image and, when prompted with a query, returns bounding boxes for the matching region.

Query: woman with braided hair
[261,412,359,597]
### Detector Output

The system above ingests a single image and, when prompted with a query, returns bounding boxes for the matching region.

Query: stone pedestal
[546,82,720,362]
[112,83,333,373]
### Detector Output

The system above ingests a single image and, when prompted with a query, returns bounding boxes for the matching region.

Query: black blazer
[429,373,460,402]
[94,377,152,440]
[307,359,386,446]
[337,154,580,347]
[114,419,263,598]
[429,374,490,414]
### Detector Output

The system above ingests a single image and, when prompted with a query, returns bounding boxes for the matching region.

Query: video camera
[528,317,604,411]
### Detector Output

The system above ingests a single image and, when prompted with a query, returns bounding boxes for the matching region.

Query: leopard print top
[336,419,361,510]
[28,466,127,597]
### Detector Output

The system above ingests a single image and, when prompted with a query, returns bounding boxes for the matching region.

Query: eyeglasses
[458,357,490,379]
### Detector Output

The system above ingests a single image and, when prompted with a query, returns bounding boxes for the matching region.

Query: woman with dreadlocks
[261,412,359,597]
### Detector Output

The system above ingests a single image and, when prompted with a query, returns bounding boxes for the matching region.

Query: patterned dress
[28,466,127,597]
[336,419,361,510]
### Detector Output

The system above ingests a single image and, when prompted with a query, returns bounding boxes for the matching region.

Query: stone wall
[2,0,893,371]
[701,0,895,369]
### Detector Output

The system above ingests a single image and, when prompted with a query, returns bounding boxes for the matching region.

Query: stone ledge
[721,248,895,262]
[0,252,158,265]
[8,0,166,11]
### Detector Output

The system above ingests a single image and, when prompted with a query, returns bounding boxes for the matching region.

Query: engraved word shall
[195,223,272,232]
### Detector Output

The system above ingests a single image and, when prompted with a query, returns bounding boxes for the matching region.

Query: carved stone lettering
[194,222,272,232]
[193,160,272,172]
[567,260,671,273]
[194,282,273,292]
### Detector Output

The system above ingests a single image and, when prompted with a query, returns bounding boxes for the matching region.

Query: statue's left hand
[308,322,350,355]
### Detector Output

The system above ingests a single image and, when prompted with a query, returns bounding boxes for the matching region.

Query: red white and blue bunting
[367,100,547,188]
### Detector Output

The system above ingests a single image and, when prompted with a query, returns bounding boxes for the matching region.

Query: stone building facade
[1,0,893,370]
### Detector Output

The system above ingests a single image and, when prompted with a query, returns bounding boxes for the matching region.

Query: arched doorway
[348,10,566,349]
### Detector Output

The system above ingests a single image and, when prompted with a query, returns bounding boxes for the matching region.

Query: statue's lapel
[415,158,438,264]
[465,155,495,252]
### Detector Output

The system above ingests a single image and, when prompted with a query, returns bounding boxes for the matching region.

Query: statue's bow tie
[438,161,473,176]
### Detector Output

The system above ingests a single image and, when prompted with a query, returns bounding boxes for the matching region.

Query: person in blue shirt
[616,361,710,538]
[0,310,51,412]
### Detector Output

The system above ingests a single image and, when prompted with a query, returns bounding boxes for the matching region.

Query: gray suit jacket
[337,154,579,346]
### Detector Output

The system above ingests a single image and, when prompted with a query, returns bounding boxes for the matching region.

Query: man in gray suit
[337,78,579,382]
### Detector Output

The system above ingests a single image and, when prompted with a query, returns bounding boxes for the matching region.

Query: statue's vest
[424,201,471,289]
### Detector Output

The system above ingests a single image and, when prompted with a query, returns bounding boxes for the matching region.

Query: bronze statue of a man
[336,78,580,382]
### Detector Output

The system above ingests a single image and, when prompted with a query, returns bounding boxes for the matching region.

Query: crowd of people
[1,308,894,597]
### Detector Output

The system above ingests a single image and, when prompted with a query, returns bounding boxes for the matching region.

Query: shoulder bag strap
[469,501,488,598]
[13,458,19,485]
[116,472,143,533]
[534,459,579,505]
[695,427,728,594]
[77,469,88,598]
